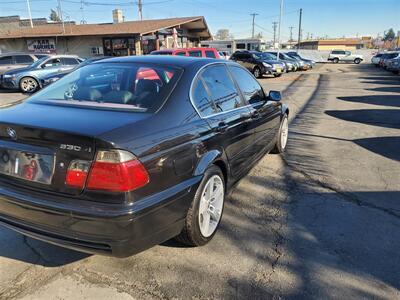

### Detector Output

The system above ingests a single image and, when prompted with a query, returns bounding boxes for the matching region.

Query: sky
[0,0,399,40]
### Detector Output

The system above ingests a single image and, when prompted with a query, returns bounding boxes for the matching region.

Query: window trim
[189,62,250,119]
[227,64,266,106]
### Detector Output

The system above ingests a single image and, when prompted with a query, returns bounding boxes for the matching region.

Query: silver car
[0,53,49,75]
[328,50,363,64]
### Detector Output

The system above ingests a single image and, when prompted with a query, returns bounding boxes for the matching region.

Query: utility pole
[138,0,143,20]
[289,26,294,41]
[26,0,33,28]
[57,0,65,34]
[250,13,259,39]
[276,0,284,59]
[80,0,86,24]
[297,8,302,51]
[272,21,278,47]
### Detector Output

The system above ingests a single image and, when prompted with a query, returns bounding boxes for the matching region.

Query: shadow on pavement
[0,227,89,267]
[366,86,400,93]
[325,109,400,129]
[337,95,400,108]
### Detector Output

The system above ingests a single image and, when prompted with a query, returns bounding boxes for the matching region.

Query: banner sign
[27,39,56,53]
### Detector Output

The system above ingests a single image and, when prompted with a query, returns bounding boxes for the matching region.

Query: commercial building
[200,39,268,53]
[0,15,211,57]
[296,38,365,51]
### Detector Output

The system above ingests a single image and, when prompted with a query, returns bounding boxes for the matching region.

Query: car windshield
[253,52,275,60]
[28,62,182,112]
[280,53,293,60]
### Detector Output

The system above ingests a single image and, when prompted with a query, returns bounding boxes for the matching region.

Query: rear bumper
[0,176,202,257]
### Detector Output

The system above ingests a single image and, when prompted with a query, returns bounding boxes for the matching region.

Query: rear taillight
[65,150,149,192]
[66,160,91,188]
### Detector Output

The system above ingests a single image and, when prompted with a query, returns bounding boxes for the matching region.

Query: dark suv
[230,51,285,78]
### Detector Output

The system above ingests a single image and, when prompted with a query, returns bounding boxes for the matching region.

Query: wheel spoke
[201,211,210,234]
[208,205,221,221]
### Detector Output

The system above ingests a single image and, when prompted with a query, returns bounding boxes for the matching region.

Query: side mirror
[42,63,52,68]
[268,90,281,101]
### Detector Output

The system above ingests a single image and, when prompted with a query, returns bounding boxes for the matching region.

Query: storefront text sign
[27,39,56,53]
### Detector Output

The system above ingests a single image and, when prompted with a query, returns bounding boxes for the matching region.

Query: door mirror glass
[268,90,281,101]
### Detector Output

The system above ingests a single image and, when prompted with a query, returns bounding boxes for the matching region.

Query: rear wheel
[354,58,361,64]
[253,67,262,78]
[19,77,39,93]
[176,165,225,246]
[272,114,289,154]
[333,58,339,64]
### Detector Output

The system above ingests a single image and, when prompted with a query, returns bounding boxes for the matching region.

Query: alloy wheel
[280,116,288,149]
[20,78,38,93]
[198,175,224,238]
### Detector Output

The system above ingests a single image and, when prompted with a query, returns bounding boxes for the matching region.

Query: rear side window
[229,66,264,104]
[0,56,13,65]
[201,64,243,112]
[15,55,34,64]
[62,57,79,65]
[175,51,187,56]
[28,63,182,112]
[191,78,218,117]
[205,50,216,58]
[189,50,202,57]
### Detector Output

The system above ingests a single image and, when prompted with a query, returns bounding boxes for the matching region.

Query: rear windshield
[28,62,182,112]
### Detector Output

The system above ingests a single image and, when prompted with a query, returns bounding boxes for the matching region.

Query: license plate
[276,68,282,73]
[0,147,54,184]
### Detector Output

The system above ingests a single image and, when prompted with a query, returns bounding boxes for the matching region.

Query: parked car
[40,56,111,88]
[265,51,301,72]
[230,50,286,78]
[0,55,289,257]
[328,50,363,64]
[1,55,84,93]
[0,53,49,75]
[382,52,400,69]
[386,57,400,73]
[150,47,220,59]
[218,51,231,60]
[371,53,384,66]
[286,51,316,68]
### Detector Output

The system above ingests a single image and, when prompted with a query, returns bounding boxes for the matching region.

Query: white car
[218,51,231,60]
[371,53,384,66]
[328,50,363,64]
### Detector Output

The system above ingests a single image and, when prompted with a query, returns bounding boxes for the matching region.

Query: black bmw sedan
[0,56,289,257]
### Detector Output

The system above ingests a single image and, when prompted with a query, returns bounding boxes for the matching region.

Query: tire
[354,58,361,64]
[271,113,289,154]
[253,67,262,78]
[333,58,339,64]
[19,77,39,93]
[274,73,282,78]
[175,165,225,246]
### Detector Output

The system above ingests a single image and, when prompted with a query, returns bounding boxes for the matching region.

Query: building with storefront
[0,16,211,57]
[295,38,365,51]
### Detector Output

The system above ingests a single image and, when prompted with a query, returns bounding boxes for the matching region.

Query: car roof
[96,55,221,68]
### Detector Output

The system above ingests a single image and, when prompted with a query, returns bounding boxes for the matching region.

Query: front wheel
[272,114,289,154]
[333,58,339,64]
[253,67,262,78]
[354,58,361,64]
[19,77,39,93]
[274,73,282,78]
[175,165,225,246]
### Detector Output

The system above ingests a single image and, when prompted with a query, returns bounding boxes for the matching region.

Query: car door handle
[215,122,228,133]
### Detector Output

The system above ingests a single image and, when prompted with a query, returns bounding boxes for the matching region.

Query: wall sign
[27,39,56,53]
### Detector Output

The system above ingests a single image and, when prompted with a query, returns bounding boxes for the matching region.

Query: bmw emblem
[6,127,17,140]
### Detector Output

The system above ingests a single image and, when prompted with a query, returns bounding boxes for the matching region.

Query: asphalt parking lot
[0,63,399,299]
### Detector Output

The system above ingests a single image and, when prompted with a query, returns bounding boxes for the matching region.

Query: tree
[49,9,61,22]
[214,29,233,40]
[383,28,395,41]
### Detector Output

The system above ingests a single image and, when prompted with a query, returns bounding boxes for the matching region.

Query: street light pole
[26,0,33,28]
[297,8,303,51]
[277,0,284,60]
[250,13,259,39]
